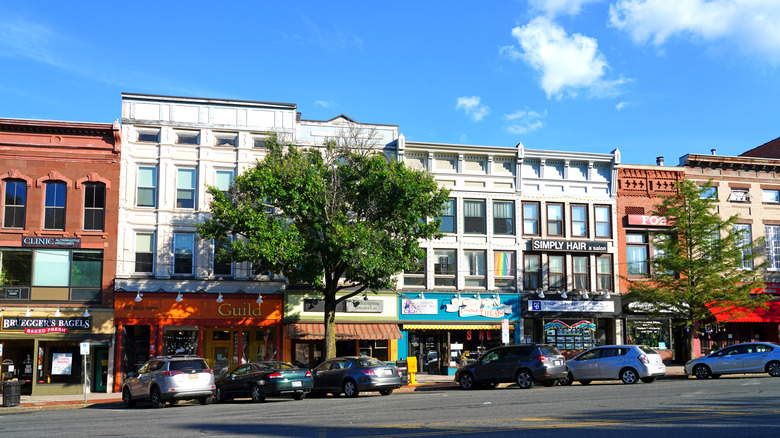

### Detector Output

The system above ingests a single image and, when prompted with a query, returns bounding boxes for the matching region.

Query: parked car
[424,351,439,373]
[560,345,666,385]
[122,356,215,408]
[310,356,403,397]
[214,361,312,403]
[685,342,780,379]
[454,344,567,390]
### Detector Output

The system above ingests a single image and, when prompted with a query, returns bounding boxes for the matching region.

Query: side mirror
[127,371,136,378]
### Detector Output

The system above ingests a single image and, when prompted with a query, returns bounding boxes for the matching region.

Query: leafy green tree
[198,135,450,359]
[627,179,765,361]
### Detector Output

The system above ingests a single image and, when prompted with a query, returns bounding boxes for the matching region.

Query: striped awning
[402,324,506,330]
[287,323,402,340]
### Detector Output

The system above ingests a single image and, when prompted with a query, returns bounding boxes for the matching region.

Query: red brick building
[616,163,684,362]
[0,118,120,395]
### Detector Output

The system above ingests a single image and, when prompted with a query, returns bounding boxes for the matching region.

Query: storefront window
[40,341,83,385]
[359,340,388,361]
[544,320,595,350]
[626,321,671,350]
[163,328,198,356]
[33,249,71,286]
[71,250,103,287]
[255,327,276,361]
[0,248,32,285]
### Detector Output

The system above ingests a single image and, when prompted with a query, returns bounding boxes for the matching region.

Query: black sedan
[214,361,313,403]
[311,356,403,397]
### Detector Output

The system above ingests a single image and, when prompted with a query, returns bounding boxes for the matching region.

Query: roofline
[404,140,617,161]
[121,92,297,110]
[679,153,780,167]
[0,117,118,132]
[298,116,399,129]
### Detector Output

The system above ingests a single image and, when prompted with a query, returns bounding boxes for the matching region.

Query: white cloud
[459,134,469,143]
[616,101,628,110]
[456,96,490,121]
[609,0,780,64]
[504,108,546,134]
[508,17,617,99]
[529,0,602,17]
[314,100,334,108]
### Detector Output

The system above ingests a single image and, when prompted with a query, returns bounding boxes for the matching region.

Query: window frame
[3,179,27,229]
[492,200,515,235]
[493,251,516,288]
[548,254,565,290]
[433,249,456,288]
[522,202,540,236]
[594,205,611,238]
[215,170,234,198]
[403,251,426,288]
[136,166,158,208]
[438,198,456,234]
[700,186,717,199]
[214,132,237,147]
[212,240,233,277]
[82,182,106,231]
[546,203,564,237]
[766,225,780,271]
[523,253,541,291]
[463,199,486,235]
[44,181,67,230]
[626,232,650,276]
[572,255,589,291]
[762,189,780,204]
[173,233,195,275]
[136,128,160,143]
[134,232,155,274]
[596,254,613,292]
[176,168,197,209]
[570,204,588,238]
[464,250,486,288]
[734,223,753,270]
[175,130,199,145]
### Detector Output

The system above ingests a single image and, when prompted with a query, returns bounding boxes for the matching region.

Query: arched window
[3,179,27,228]
[83,182,106,231]
[44,181,67,230]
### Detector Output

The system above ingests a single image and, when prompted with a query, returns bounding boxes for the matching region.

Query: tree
[197,134,450,359]
[626,179,765,361]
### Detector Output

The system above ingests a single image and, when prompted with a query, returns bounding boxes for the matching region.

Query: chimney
[656,156,664,166]
[711,148,717,155]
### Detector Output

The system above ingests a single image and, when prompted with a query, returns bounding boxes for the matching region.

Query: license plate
[292,381,302,387]
[554,360,562,366]
[189,374,198,379]
[383,369,393,375]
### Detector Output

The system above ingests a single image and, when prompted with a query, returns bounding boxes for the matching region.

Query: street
[1,376,778,437]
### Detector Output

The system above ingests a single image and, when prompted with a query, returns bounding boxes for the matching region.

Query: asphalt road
[2,376,779,437]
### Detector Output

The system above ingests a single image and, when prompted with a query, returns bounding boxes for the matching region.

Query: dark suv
[454,344,567,389]
[122,356,215,408]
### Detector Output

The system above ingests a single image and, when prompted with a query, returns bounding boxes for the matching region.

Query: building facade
[0,118,120,395]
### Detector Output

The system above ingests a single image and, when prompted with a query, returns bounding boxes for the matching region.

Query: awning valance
[287,323,402,340]
[402,324,504,330]
[708,302,780,323]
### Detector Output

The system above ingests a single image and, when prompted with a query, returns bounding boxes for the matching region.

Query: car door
[312,360,334,391]
[139,360,164,397]
[740,344,772,372]
[596,348,627,379]
[710,345,745,373]
[569,348,602,380]
[473,349,506,382]
[128,361,151,397]
[224,364,255,397]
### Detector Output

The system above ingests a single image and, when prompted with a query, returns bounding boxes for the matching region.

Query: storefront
[703,297,780,352]
[0,308,114,396]
[113,291,282,392]
[284,291,403,369]
[520,294,622,359]
[398,292,520,375]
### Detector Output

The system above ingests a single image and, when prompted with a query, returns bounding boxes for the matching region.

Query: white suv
[122,356,215,408]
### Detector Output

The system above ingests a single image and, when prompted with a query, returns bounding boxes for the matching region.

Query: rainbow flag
[494,252,513,276]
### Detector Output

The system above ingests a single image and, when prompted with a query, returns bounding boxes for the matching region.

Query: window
[728,189,751,202]
[594,205,611,238]
[135,233,154,273]
[215,170,233,198]
[463,200,486,234]
[176,130,199,145]
[522,202,540,235]
[571,204,588,237]
[137,128,159,143]
[253,137,268,148]
[215,133,237,147]
[438,199,456,233]
[572,256,588,290]
[433,250,456,287]
[44,181,66,230]
[494,251,515,288]
[626,233,649,275]
[83,183,105,231]
[548,255,565,290]
[493,201,514,235]
[464,251,486,288]
[596,255,612,291]
[213,240,232,277]
[137,166,157,207]
[176,168,196,209]
[403,252,426,287]
[700,186,717,199]
[766,225,780,270]
[547,203,564,236]
[734,224,753,270]
[523,254,540,290]
[763,189,780,203]
[3,179,26,228]
[173,233,195,275]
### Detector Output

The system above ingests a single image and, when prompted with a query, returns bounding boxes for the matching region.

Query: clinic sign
[22,236,81,248]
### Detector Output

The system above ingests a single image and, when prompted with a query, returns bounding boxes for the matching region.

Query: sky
[1,0,779,166]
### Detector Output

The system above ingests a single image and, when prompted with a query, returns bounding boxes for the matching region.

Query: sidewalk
[0,366,687,414]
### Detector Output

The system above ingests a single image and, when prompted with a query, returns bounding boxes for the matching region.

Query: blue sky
[1,0,779,166]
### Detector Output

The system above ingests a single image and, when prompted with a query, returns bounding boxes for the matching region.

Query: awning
[403,324,504,330]
[287,323,402,340]
[708,302,780,323]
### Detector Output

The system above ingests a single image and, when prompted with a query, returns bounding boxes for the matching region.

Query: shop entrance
[93,348,108,392]
[0,341,34,395]
[209,330,233,377]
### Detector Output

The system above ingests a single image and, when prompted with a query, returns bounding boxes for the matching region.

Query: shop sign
[531,239,608,252]
[627,215,669,226]
[1,316,92,331]
[21,236,81,248]
[529,300,615,313]
[401,299,438,315]
[445,296,512,318]
[345,300,383,313]
[51,353,73,375]
[217,303,263,316]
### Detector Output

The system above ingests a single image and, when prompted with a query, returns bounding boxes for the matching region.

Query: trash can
[2,381,23,407]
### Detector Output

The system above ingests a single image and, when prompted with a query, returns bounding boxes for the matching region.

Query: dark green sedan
[214,361,313,403]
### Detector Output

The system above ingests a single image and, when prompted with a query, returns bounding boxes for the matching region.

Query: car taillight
[536,355,548,365]
[362,369,376,376]
[162,371,183,377]
[305,371,312,377]
[268,372,283,379]
[203,369,213,374]
[638,354,649,364]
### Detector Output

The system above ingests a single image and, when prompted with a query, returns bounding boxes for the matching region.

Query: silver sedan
[685,342,780,379]
[561,345,666,385]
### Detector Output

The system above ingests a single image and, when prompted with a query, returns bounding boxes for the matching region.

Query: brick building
[0,118,121,395]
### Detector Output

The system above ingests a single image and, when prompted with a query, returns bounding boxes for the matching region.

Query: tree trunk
[323,289,338,360]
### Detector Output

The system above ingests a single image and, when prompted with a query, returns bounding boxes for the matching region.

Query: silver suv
[122,356,215,408]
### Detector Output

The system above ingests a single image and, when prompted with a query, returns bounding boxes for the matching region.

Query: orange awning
[708,302,780,323]
[287,323,402,340]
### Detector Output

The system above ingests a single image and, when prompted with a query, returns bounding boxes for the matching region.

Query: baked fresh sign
[445,296,511,318]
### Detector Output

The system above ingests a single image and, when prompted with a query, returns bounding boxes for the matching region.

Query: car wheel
[541,380,556,387]
[559,372,574,386]
[578,380,592,385]
[149,387,165,409]
[459,373,475,390]
[251,384,266,403]
[197,396,212,405]
[379,389,393,396]
[515,369,535,389]
[621,368,639,384]
[693,364,711,379]
[215,386,226,403]
[640,377,656,383]
[766,361,780,377]
[293,392,306,401]
[167,400,179,406]
[343,380,359,398]
[122,388,135,408]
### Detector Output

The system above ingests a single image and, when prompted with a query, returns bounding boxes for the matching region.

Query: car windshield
[169,360,208,372]
[355,357,385,367]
